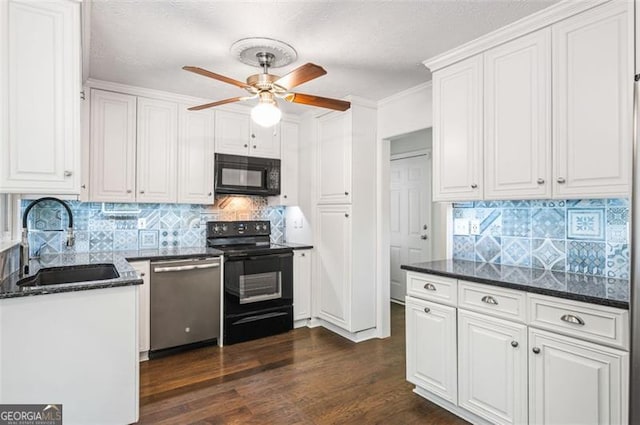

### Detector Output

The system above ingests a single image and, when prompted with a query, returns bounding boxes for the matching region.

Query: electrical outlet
[138,218,147,229]
[470,219,481,235]
[454,219,469,235]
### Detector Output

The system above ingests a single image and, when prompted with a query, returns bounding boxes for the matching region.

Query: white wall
[390,128,432,155]
[378,82,433,140]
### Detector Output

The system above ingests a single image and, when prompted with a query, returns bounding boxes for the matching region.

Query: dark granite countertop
[0,252,142,300]
[119,247,224,262]
[401,259,629,309]
[280,243,314,250]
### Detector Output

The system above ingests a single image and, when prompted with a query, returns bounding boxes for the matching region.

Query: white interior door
[390,154,432,301]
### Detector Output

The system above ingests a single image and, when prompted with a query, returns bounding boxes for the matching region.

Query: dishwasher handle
[153,263,220,273]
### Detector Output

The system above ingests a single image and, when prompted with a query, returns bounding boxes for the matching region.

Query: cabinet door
[136,98,178,203]
[89,90,137,202]
[250,122,281,159]
[552,1,632,198]
[293,250,312,321]
[405,296,457,404]
[316,204,351,329]
[484,29,551,200]
[317,112,351,204]
[529,328,628,425]
[458,309,528,425]
[129,261,150,359]
[432,55,483,201]
[178,108,215,204]
[1,0,80,193]
[214,110,250,156]
[273,120,299,206]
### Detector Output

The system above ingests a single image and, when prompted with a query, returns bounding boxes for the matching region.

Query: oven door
[214,154,280,196]
[224,252,293,315]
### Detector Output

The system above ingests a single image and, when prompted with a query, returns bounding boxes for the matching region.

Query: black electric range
[206,220,293,345]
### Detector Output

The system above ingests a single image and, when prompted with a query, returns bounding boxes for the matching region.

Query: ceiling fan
[183,49,351,127]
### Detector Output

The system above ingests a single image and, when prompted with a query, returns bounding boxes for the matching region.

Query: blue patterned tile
[88,218,115,232]
[453,236,475,261]
[530,200,565,208]
[114,230,138,251]
[475,209,502,235]
[454,208,474,219]
[606,198,629,207]
[475,235,501,263]
[606,243,629,279]
[114,217,137,230]
[567,209,604,240]
[180,229,202,247]
[452,202,474,208]
[607,225,628,244]
[501,237,531,267]
[502,209,531,237]
[140,209,160,228]
[566,199,605,207]
[567,241,606,276]
[181,211,201,229]
[606,207,628,226]
[29,231,63,257]
[531,208,565,239]
[89,231,114,252]
[473,201,501,208]
[160,230,180,248]
[138,230,159,249]
[160,210,182,229]
[532,239,566,272]
[501,200,531,208]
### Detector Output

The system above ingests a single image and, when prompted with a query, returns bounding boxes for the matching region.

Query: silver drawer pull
[481,295,499,305]
[423,307,430,313]
[560,314,585,326]
[423,283,436,291]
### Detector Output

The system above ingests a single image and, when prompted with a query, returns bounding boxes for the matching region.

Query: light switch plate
[454,219,469,235]
[470,219,481,235]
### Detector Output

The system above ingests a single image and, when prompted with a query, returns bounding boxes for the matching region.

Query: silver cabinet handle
[532,347,541,354]
[345,213,349,218]
[140,190,145,194]
[537,178,545,184]
[470,183,478,189]
[154,263,220,273]
[64,170,73,177]
[560,314,585,326]
[300,253,305,257]
[251,134,256,139]
[344,191,349,196]
[127,189,132,193]
[244,144,248,148]
[423,283,436,291]
[208,192,213,196]
[511,341,519,348]
[481,295,499,305]
[81,184,86,189]
[423,307,430,313]
[557,177,566,184]
[284,195,288,199]
[139,272,146,277]
[420,234,428,240]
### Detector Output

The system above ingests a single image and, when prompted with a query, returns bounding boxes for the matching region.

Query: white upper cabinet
[0,0,81,193]
[529,328,628,425]
[178,108,215,204]
[484,29,551,200]
[432,55,483,201]
[136,97,178,203]
[250,122,281,159]
[552,1,632,198]
[317,112,352,204]
[215,109,281,158]
[270,120,299,206]
[89,90,137,202]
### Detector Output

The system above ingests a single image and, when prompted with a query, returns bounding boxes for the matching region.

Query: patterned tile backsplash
[453,199,629,279]
[21,196,286,257]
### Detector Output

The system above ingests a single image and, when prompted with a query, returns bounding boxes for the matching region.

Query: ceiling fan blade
[274,63,327,90]
[285,93,351,111]
[187,97,244,111]
[183,66,250,89]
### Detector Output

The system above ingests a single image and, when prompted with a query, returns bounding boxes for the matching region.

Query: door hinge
[80,91,86,100]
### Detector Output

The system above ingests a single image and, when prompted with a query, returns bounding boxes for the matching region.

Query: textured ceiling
[90,0,560,114]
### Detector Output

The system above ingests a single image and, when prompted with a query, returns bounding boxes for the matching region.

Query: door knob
[537,178,545,184]
[511,341,519,348]
[557,177,566,184]
[420,234,428,240]
[532,347,541,354]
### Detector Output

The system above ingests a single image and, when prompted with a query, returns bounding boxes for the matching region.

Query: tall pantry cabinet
[314,100,377,335]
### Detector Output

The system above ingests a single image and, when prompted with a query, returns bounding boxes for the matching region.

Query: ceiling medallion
[230,37,297,69]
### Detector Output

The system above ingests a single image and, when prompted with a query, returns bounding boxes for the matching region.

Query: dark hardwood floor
[138,303,469,424]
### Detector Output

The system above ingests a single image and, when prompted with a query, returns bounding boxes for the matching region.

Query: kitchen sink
[17,264,120,287]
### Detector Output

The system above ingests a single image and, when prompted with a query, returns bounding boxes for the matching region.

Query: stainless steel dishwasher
[150,257,221,354]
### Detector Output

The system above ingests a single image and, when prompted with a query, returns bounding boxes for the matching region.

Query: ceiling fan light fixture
[251,92,281,128]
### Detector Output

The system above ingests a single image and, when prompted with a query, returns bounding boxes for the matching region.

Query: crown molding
[378,81,433,107]
[423,0,610,72]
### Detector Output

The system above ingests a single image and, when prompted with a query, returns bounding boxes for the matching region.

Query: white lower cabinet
[129,261,150,360]
[406,272,629,425]
[293,249,312,322]
[458,309,528,425]
[529,328,629,425]
[405,296,457,404]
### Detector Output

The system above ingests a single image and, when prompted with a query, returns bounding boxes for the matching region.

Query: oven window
[221,168,263,188]
[239,271,282,304]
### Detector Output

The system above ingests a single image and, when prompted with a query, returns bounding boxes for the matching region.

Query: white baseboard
[294,318,311,329]
[139,351,149,362]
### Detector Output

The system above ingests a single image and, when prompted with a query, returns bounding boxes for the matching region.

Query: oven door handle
[154,263,220,273]
[245,252,293,261]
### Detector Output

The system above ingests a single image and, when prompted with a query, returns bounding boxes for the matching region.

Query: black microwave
[214,153,281,196]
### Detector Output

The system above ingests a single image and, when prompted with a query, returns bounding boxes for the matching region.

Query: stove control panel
[206,220,271,237]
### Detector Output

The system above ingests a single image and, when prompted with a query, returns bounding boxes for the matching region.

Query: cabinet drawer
[458,280,526,322]
[528,294,629,350]
[406,272,457,306]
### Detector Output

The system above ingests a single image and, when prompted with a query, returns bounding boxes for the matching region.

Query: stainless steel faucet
[20,197,75,276]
